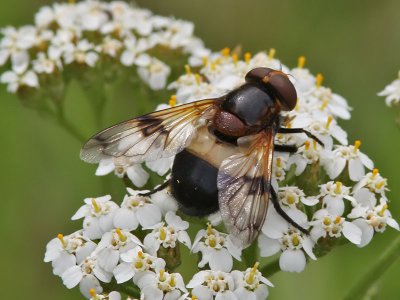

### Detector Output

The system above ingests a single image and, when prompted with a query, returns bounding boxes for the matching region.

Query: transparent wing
[80,99,219,164]
[217,130,274,248]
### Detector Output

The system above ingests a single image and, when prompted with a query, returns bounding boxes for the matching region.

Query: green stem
[56,106,86,142]
[260,257,281,277]
[242,242,258,268]
[343,235,400,300]
[103,280,141,298]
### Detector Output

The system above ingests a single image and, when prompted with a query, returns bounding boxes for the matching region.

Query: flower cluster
[45,190,273,299]
[378,71,400,107]
[0,0,208,94]
[31,2,398,300]
[162,48,398,272]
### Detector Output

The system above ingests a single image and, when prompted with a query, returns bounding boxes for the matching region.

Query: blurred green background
[1,0,400,299]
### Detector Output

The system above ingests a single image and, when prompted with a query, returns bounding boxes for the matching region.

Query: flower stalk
[343,235,400,300]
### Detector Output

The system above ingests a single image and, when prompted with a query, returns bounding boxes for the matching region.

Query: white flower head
[318,181,356,215]
[325,140,374,181]
[353,168,388,198]
[349,199,399,247]
[259,207,315,273]
[113,188,162,231]
[113,246,165,284]
[96,157,149,188]
[231,262,273,300]
[187,270,236,300]
[144,211,191,256]
[96,228,143,272]
[0,67,39,93]
[62,254,112,299]
[44,230,97,276]
[72,195,119,239]
[63,39,99,67]
[378,71,400,106]
[137,57,171,90]
[136,269,187,300]
[192,223,242,272]
[287,139,328,176]
[272,153,289,182]
[278,186,318,209]
[310,209,362,245]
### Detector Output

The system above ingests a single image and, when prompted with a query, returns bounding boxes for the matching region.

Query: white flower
[136,269,187,300]
[44,231,97,276]
[290,61,316,94]
[292,114,348,149]
[145,156,174,176]
[325,140,373,181]
[303,77,351,120]
[348,199,399,247]
[77,0,109,31]
[95,157,149,188]
[187,270,237,300]
[231,263,273,300]
[113,246,165,283]
[278,186,318,209]
[144,211,191,256]
[287,139,328,176]
[0,26,36,72]
[113,188,162,231]
[378,71,400,106]
[63,39,99,67]
[120,37,151,66]
[310,209,362,244]
[0,67,39,93]
[97,36,123,58]
[32,49,62,74]
[72,195,119,239]
[96,228,143,272]
[62,254,112,299]
[89,289,121,300]
[192,223,242,272]
[318,181,356,215]
[353,168,388,199]
[259,207,315,273]
[137,57,171,90]
[150,187,179,215]
[271,154,289,182]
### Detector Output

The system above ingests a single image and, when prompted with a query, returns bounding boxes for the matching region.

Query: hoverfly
[80,67,322,248]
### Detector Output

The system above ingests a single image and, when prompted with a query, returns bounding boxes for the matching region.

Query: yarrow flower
[378,71,400,106]
[192,223,242,272]
[72,195,119,239]
[0,0,208,95]
[259,208,315,273]
[34,3,399,299]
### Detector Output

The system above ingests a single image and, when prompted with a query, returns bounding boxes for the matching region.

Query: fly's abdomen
[171,149,219,216]
[170,126,239,216]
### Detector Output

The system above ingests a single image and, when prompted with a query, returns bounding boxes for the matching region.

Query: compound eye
[245,67,274,83]
[266,72,297,111]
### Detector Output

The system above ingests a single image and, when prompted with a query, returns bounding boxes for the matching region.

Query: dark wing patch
[217,130,274,248]
[80,99,218,163]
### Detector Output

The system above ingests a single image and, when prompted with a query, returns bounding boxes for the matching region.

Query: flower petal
[279,249,306,272]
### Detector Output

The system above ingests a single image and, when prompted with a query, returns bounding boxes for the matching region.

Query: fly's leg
[270,187,309,235]
[138,179,171,197]
[277,127,324,146]
[274,144,298,153]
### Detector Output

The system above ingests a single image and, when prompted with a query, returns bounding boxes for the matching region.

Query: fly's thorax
[222,83,282,128]
[185,126,239,168]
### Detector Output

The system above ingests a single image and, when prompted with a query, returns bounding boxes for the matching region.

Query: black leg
[270,188,309,235]
[138,179,171,197]
[277,127,324,146]
[274,144,298,153]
